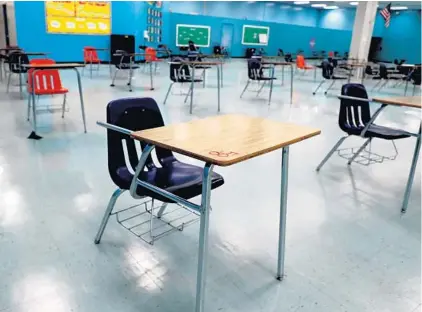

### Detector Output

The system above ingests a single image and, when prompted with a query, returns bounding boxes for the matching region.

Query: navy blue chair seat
[116,64,140,70]
[116,161,224,203]
[177,78,203,83]
[343,123,411,140]
[107,97,224,203]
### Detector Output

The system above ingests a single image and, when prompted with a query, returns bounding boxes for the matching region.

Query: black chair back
[114,50,131,67]
[8,52,29,73]
[321,60,333,79]
[412,67,421,85]
[106,97,175,189]
[379,64,388,79]
[247,59,262,79]
[365,65,373,75]
[169,59,190,82]
[339,84,371,135]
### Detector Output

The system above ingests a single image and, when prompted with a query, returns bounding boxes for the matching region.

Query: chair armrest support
[96,121,132,135]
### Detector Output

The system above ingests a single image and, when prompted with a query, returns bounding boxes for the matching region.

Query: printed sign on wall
[45,1,111,35]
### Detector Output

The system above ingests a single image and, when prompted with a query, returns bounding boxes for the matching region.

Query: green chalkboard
[242,25,270,46]
[176,24,211,47]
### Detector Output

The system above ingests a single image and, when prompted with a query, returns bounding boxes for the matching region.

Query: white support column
[349,1,378,65]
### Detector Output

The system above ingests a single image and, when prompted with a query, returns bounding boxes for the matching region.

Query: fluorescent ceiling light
[247,1,255,3]
[349,2,358,5]
[391,6,408,10]
[324,5,339,9]
[280,5,291,8]
[311,3,327,8]
[294,1,310,4]
[293,7,303,10]
[266,2,275,6]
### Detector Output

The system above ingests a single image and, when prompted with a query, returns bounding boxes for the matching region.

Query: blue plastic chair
[94,97,224,244]
[316,84,411,170]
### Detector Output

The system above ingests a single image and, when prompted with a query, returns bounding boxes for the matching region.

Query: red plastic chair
[145,47,162,74]
[83,46,101,77]
[296,55,314,76]
[26,58,68,120]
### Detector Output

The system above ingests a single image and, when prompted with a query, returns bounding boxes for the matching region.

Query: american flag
[380,3,392,27]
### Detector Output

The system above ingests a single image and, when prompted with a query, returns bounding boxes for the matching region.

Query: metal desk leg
[31,91,37,132]
[220,63,223,88]
[404,78,409,96]
[314,66,317,82]
[149,62,154,90]
[277,146,289,280]
[195,163,214,312]
[0,58,3,81]
[190,66,195,114]
[281,65,284,86]
[401,125,421,213]
[290,65,293,104]
[74,68,87,133]
[128,58,133,92]
[268,66,275,105]
[217,65,220,112]
[19,72,23,99]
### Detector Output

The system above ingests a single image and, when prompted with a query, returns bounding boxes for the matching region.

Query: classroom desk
[112,52,154,91]
[400,64,421,95]
[22,63,87,139]
[262,61,294,104]
[370,96,421,213]
[337,62,366,83]
[128,114,321,312]
[188,54,224,87]
[83,47,108,78]
[183,61,222,114]
[15,52,49,97]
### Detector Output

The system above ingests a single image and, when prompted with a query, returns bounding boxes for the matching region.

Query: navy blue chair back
[321,60,333,79]
[412,67,421,85]
[169,57,190,82]
[247,59,262,79]
[339,84,371,135]
[106,97,175,189]
[379,64,388,79]
[114,50,131,66]
[8,52,29,73]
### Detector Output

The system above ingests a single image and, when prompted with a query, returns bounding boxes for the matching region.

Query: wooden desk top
[84,48,108,51]
[401,64,421,68]
[132,114,321,166]
[184,61,222,66]
[22,63,85,69]
[372,96,421,108]
[18,52,48,56]
[262,61,294,66]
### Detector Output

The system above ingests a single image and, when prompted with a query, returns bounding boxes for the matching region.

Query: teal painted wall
[14,1,421,63]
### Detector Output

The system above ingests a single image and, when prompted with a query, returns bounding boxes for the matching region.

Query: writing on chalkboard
[209,151,239,158]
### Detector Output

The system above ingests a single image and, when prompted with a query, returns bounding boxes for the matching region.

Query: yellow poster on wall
[45,1,111,35]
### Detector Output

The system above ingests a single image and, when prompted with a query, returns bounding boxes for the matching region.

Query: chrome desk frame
[95,121,291,312]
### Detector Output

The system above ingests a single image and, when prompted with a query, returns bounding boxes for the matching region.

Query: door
[220,23,234,56]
